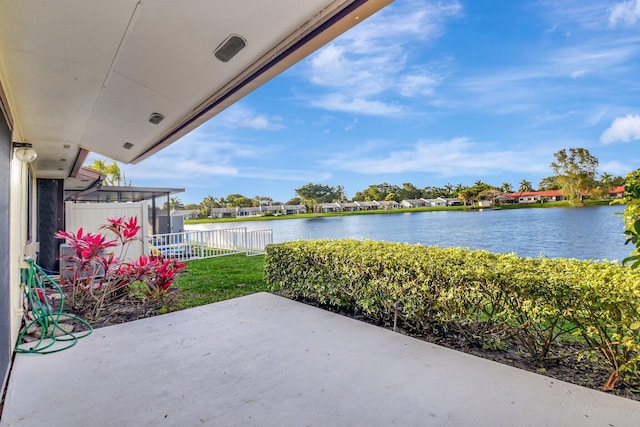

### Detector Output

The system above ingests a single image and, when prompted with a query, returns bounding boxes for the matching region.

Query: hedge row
[264,239,640,387]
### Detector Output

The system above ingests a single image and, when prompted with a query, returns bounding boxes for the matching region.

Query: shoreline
[186,199,615,225]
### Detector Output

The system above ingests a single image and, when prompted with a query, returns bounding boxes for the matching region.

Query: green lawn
[173,254,267,310]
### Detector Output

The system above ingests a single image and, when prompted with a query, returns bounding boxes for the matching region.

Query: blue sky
[92,0,640,205]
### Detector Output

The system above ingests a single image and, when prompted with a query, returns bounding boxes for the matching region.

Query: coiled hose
[16,258,93,354]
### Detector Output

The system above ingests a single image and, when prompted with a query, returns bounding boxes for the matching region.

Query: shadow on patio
[2,292,639,426]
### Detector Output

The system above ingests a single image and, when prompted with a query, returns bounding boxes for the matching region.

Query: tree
[295,183,340,211]
[399,182,422,200]
[518,179,534,192]
[353,183,400,201]
[254,195,274,206]
[200,195,217,217]
[162,196,184,211]
[225,194,253,208]
[500,182,513,193]
[480,189,512,206]
[550,148,599,205]
[538,176,560,191]
[87,159,130,186]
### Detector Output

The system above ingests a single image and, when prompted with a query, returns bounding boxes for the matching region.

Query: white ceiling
[0,0,392,179]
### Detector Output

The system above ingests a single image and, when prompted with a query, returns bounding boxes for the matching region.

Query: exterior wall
[0,115,12,389]
[64,201,148,261]
[8,149,33,365]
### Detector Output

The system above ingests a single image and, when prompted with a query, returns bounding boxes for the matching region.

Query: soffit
[0,0,392,178]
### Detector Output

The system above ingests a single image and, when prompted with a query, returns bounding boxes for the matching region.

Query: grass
[173,254,267,310]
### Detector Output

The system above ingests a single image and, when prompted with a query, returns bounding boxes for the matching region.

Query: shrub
[57,216,186,318]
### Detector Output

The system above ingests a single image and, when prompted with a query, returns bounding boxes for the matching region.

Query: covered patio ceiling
[65,185,184,204]
[0,0,392,178]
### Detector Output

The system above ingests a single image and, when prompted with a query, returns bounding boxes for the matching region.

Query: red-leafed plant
[57,216,186,319]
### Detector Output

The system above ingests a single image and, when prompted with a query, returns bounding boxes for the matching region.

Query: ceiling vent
[214,34,246,62]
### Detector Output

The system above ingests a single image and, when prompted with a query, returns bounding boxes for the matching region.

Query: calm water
[186,205,629,261]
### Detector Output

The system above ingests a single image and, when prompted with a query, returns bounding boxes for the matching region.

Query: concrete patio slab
[1,292,639,426]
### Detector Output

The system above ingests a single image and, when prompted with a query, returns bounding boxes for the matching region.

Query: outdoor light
[148,113,165,124]
[214,34,246,62]
[13,143,37,163]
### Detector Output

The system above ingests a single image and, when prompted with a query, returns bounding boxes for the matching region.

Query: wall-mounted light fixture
[13,142,38,163]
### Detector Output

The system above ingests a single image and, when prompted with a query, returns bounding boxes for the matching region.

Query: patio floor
[1,292,639,426]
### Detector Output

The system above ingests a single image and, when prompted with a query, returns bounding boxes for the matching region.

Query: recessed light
[123,142,134,149]
[214,34,246,62]
[149,113,165,124]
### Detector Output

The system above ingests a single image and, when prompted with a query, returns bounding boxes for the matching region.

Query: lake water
[186,205,630,262]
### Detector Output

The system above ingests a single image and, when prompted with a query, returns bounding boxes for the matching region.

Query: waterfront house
[511,191,565,203]
[339,202,361,212]
[425,198,447,207]
[284,205,307,215]
[319,202,341,213]
[261,205,285,215]
[609,186,625,199]
[440,197,463,206]
[356,201,380,210]
[238,207,262,217]
[400,198,429,208]
[210,208,239,218]
[379,200,400,210]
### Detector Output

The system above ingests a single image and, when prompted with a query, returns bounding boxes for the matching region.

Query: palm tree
[501,182,513,193]
[87,159,126,186]
[518,179,534,192]
[200,195,217,217]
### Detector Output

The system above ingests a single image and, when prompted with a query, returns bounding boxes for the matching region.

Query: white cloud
[609,0,640,27]
[323,138,549,176]
[600,114,640,143]
[600,160,634,175]
[399,72,440,97]
[218,104,283,130]
[304,0,462,114]
[570,69,586,78]
[311,94,402,116]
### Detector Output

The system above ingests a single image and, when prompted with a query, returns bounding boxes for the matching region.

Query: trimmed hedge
[265,240,640,387]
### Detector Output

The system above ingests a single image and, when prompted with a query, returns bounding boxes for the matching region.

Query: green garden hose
[15,258,93,354]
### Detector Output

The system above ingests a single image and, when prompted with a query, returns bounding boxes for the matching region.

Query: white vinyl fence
[148,227,272,261]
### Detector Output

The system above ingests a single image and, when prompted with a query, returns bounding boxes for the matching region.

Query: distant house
[238,206,262,217]
[424,198,447,207]
[158,209,200,220]
[356,201,380,210]
[510,191,565,203]
[477,200,491,208]
[284,204,307,215]
[339,202,360,212]
[609,186,625,199]
[378,200,400,210]
[400,198,428,208]
[260,205,285,215]
[319,202,341,213]
[440,197,463,206]
[209,207,238,218]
